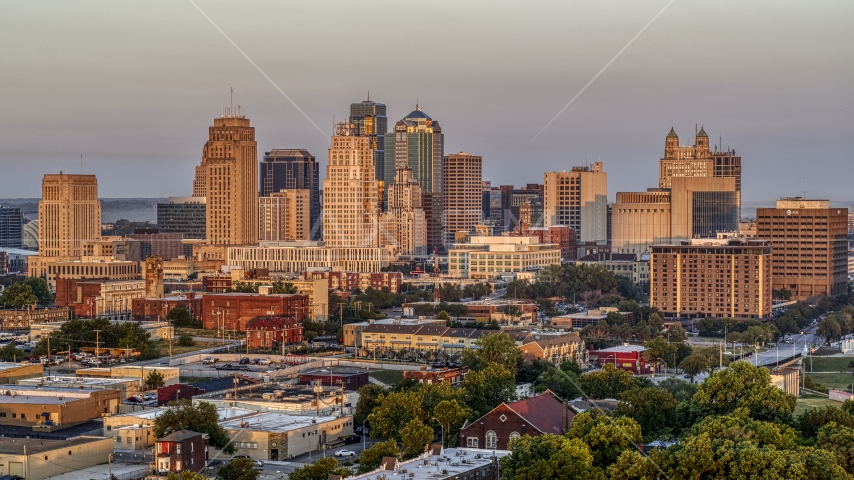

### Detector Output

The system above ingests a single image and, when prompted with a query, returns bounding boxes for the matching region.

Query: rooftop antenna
[230,87,233,116]
[367,90,370,101]
[80,154,82,174]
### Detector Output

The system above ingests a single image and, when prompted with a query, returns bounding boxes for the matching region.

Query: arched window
[509,432,520,443]
[486,431,497,449]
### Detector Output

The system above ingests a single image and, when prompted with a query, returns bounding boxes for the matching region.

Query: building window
[467,437,478,448]
[157,443,162,453]
[176,444,181,454]
[509,432,520,442]
[486,431,497,449]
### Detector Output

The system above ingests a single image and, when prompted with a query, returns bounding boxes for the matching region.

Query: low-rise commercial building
[131,293,203,322]
[403,366,468,386]
[76,366,179,387]
[245,317,303,348]
[17,376,143,400]
[348,446,508,480]
[28,256,140,290]
[0,436,114,480]
[589,344,652,374]
[297,368,369,390]
[576,252,650,285]
[55,278,146,320]
[551,307,634,329]
[202,384,358,417]
[0,306,69,330]
[448,236,561,280]
[0,385,121,429]
[218,412,353,461]
[103,407,254,448]
[401,299,539,324]
[342,317,446,348]
[0,362,45,384]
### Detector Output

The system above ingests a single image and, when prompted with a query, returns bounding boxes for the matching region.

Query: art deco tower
[322,122,380,247]
[38,173,101,258]
[200,108,258,245]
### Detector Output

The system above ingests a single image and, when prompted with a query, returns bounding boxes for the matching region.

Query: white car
[335,449,356,457]
[258,358,272,365]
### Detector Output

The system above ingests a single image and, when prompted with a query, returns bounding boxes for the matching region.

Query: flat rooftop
[0,436,107,455]
[110,406,254,422]
[594,344,645,353]
[19,376,141,387]
[219,411,339,433]
[0,384,101,399]
[299,368,367,376]
[0,362,33,372]
[348,447,509,480]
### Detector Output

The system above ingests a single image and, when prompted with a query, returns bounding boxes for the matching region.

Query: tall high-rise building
[443,153,483,246]
[384,104,444,194]
[259,190,311,242]
[322,122,380,248]
[349,97,387,184]
[199,109,258,246]
[611,190,672,254]
[756,198,848,300]
[380,168,426,255]
[157,197,206,240]
[38,173,101,258]
[260,149,320,240]
[659,127,742,215]
[543,162,607,243]
[0,206,23,249]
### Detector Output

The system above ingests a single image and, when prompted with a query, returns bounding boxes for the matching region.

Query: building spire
[367,90,370,101]
[416,99,419,111]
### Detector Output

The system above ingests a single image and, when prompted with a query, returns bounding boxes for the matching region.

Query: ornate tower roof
[666,127,678,138]
[697,126,708,137]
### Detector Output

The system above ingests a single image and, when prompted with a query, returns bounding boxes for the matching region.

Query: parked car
[258,358,271,365]
[239,357,250,365]
[253,460,265,467]
[250,358,261,365]
[202,357,215,365]
[335,449,356,457]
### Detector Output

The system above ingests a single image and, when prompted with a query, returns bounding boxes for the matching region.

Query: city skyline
[1,1,852,204]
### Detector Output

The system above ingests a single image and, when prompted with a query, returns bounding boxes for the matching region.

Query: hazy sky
[1,0,852,209]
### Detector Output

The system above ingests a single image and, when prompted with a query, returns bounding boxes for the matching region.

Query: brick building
[245,316,303,348]
[403,366,468,386]
[0,306,70,330]
[297,368,369,390]
[201,293,308,332]
[55,278,146,319]
[153,430,209,475]
[518,333,585,365]
[131,294,203,322]
[524,226,577,261]
[589,344,652,374]
[460,391,574,450]
[203,274,233,293]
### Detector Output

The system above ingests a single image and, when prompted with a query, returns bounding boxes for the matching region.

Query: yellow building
[544,162,607,243]
[76,365,180,386]
[218,412,353,461]
[0,385,121,429]
[38,173,101,259]
[259,189,312,242]
[611,190,672,255]
[448,236,561,280]
[28,256,140,289]
[227,242,392,273]
[443,153,483,247]
[380,167,426,255]
[0,436,114,480]
[292,278,329,320]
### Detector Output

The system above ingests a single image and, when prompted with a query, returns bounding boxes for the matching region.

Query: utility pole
[46,335,51,377]
[94,330,101,365]
[314,380,323,417]
[340,383,345,417]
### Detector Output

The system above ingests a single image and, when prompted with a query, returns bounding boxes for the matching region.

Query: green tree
[23,277,53,305]
[357,439,399,474]
[534,368,580,400]
[578,363,634,399]
[216,457,258,480]
[461,332,519,374]
[462,364,517,419]
[432,399,469,447]
[693,362,797,423]
[0,342,25,362]
[166,307,193,327]
[500,434,605,480]
[775,287,793,300]
[166,471,209,480]
[177,333,194,346]
[817,423,854,472]
[354,384,387,427]
[817,317,843,343]
[370,390,426,441]
[642,336,677,374]
[615,387,678,440]
[435,310,450,321]
[153,400,236,454]
[272,281,298,294]
[400,418,434,458]
[288,457,351,480]
[0,282,37,308]
[566,410,643,469]
[796,404,854,439]
[665,323,687,343]
[679,354,710,383]
[657,377,698,402]
[146,370,165,389]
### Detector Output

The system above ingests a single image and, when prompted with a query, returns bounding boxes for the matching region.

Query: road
[246,436,383,478]
[753,324,821,367]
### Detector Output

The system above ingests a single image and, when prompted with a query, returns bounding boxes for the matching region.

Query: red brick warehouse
[201,292,309,332]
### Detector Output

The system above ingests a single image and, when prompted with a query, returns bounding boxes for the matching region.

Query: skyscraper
[157,197,206,240]
[38,173,101,258]
[659,127,742,215]
[199,108,258,246]
[384,104,444,194]
[349,97,387,184]
[260,149,320,239]
[380,167,426,255]
[0,206,23,249]
[543,162,608,243]
[443,153,483,246]
[322,122,380,248]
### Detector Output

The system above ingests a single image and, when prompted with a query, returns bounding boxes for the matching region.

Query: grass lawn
[152,340,220,356]
[175,327,221,339]
[804,355,854,390]
[794,395,840,417]
[180,376,212,384]
[369,370,404,385]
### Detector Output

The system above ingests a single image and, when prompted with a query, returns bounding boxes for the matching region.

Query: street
[754,324,820,367]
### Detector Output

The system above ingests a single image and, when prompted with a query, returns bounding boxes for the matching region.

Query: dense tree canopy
[153,400,235,454]
[693,362,797,423]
